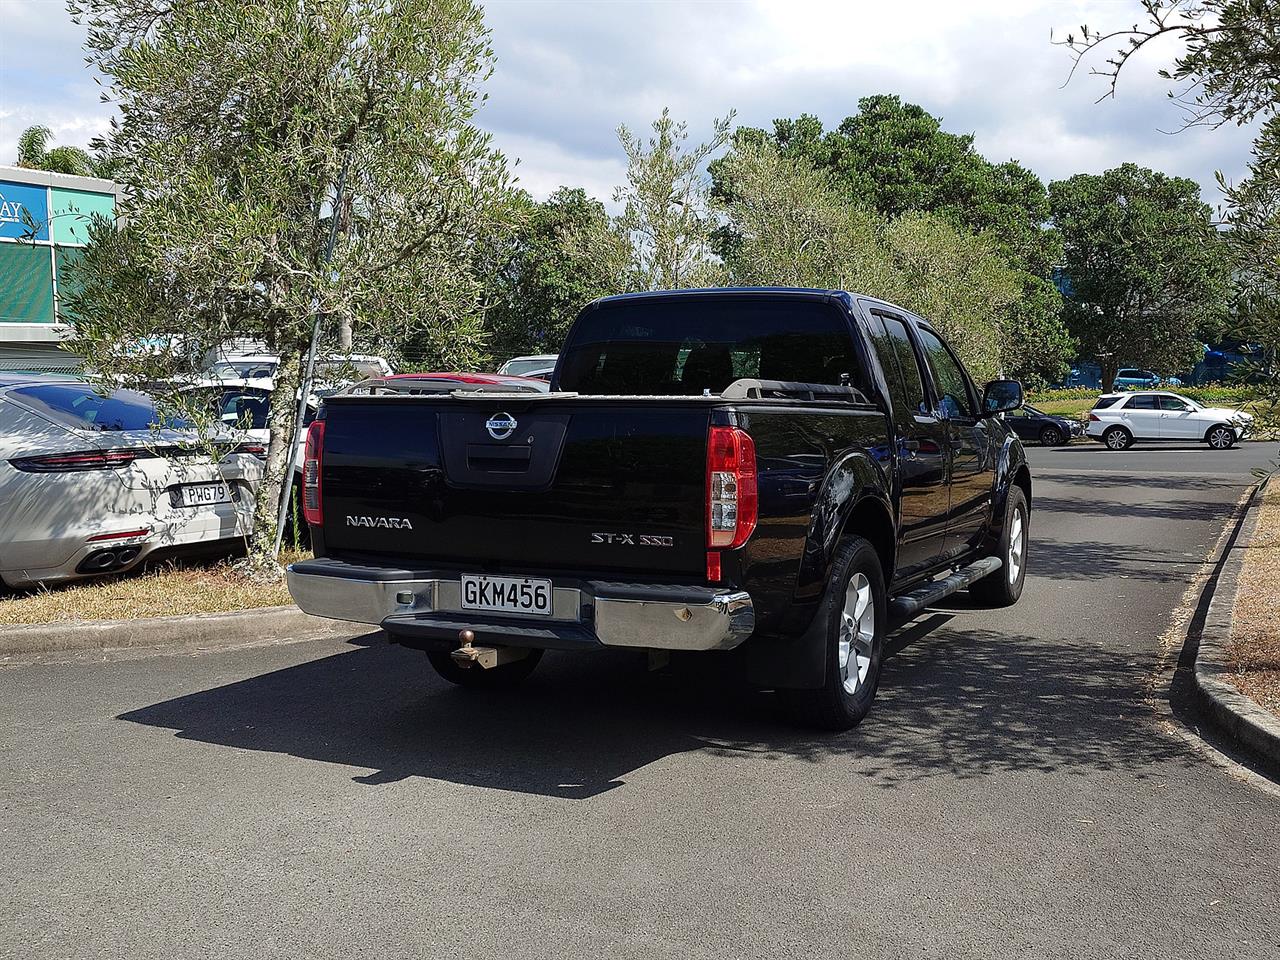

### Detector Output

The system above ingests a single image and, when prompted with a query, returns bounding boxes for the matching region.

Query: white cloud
[0,0,1260,207]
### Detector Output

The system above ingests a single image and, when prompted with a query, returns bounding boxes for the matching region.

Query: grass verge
[0,550,309,627]
[1228,477,1280,717]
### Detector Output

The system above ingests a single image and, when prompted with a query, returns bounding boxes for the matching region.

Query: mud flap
[744,609,828,690]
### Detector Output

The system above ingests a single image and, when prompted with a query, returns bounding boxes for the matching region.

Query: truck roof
[587,287,854,309]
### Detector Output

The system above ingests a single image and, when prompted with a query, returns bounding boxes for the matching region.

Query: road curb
[1194,473,1280,767]
[0,605,357,664]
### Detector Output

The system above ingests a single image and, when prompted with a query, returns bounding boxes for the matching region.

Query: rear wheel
[970,486,1028,607]
[427,648,543,688]
[1038,425,1063,447]
[1206,425,1236,450]
[1103,426,1132,451]
[779,536,886,731]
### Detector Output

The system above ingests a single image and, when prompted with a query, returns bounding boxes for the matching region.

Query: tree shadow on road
[119,615,1193,799]
[1032,493,1237,525]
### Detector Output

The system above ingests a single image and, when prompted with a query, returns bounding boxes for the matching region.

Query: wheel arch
[1203,422,1234,442]
[795,450,896,599]
[747,451,893,692]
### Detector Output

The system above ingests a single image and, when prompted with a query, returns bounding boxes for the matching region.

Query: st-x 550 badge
[591,532,674,547]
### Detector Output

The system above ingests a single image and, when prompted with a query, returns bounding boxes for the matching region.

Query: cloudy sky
[0,0,1260,207]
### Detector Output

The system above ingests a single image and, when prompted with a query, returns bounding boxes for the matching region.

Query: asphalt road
[2,441,1278,960]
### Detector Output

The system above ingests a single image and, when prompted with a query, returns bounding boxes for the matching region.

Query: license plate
[179,482,232,508]
[460,574,552,617]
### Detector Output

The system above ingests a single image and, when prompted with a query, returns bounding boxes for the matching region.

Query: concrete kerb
[0,605,358,665]
[1195,473,1280,767]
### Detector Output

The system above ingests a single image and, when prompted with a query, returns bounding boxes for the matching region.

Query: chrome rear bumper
[286,559,754,652]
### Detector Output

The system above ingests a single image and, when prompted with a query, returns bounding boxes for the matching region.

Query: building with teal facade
[0,165,122,371]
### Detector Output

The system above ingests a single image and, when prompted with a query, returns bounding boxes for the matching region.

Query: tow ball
[450,629,531,670]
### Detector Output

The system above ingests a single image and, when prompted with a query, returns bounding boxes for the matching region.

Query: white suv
[1086,391,1254,451]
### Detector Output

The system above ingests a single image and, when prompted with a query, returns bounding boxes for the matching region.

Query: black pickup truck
[288,288,1031,729]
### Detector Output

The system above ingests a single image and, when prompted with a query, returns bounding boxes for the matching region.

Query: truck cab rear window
[557,298,864,396]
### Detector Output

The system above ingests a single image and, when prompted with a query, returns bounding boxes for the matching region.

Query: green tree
[1057,1,1280,129]
[608,108,734,290]
[748,96,1061,277]
[64,0,512,571]
[481,187,621,359]
[1222,118,1280,428]
[1049,163,1230,387]
[715,140,1022,382]
[14,124,99,177]
[717,97,1072,384]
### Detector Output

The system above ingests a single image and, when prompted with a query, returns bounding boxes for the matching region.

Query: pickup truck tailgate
[319,396,711,577]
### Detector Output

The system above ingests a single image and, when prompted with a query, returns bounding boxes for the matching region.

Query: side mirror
[983,379,1023,416]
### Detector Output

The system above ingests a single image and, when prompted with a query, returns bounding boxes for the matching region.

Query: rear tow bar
[449,629,533,670]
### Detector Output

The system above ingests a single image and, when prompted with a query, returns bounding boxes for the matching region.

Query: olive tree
[714,140,1022,382]
[63,0,513,573]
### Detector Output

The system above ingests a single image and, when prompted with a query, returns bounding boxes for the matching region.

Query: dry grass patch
[1228,476,1280,717]
[0,551,309,626]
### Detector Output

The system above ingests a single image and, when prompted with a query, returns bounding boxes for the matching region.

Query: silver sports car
[0,375,263,589]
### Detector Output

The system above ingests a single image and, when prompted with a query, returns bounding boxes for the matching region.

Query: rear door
[863,308,950,581]
[1120,394,1161,438]
[913,325,993,561]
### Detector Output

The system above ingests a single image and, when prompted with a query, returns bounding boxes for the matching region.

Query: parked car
[341,372,550,395]
[1111,368,1182,390]
[205,352,393,387]
[498,354,557,380]
[184,378,319,478]
[1002,405,1081,446]
[1086,391,1254,450]
[287,288,1032,730]
[0,375,262,588]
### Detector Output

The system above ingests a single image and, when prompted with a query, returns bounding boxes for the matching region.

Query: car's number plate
[179,482,232,508]
[460,575,552,617]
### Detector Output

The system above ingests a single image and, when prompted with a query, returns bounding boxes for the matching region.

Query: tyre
[1038,425,1063,447]
[779,536,886,731]
[970,485,1028,608]
[427,647,543,688]
[1102,426,1132,451]
[1205,424,1236,450]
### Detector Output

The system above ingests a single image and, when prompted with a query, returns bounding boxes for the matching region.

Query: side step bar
[887,556,1003,621]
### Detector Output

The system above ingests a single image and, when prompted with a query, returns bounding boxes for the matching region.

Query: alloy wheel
[838,573,876,696]
[1209,427,1234,450]
[1007,509,1025,585]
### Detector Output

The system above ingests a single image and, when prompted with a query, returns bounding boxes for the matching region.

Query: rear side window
[1126,395,1158,410]
[1092,396,1122,409]
[9,384,185,431]
[867,312,928,421]
[916,327,975,418]
[557,298,864,396]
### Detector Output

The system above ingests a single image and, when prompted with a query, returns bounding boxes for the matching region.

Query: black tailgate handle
[466,443,532,472]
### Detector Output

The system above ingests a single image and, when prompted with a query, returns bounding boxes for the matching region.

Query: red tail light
[1088,413,1101,422]
[302,421,325,526]
[706,425,757,550]
[10,449,143,473]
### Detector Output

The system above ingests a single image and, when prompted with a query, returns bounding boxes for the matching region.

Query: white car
[1086,391,1254,451]
[498,354,557,379]
[205,352,393,385]
[187,378,316,474]
[0,375,262,589]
